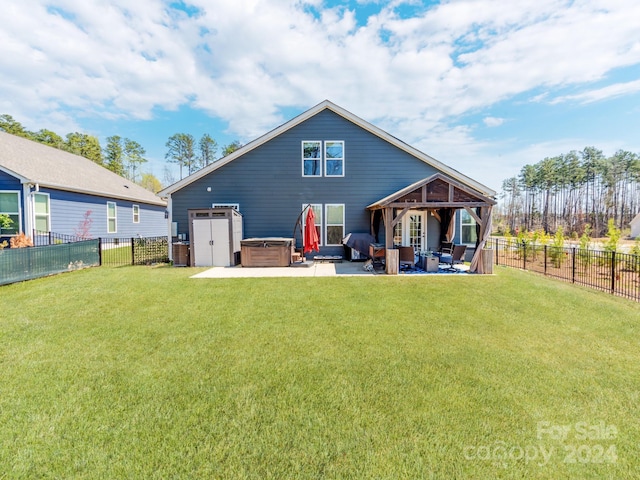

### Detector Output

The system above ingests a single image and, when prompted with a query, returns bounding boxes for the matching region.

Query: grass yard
[1,266,639,479]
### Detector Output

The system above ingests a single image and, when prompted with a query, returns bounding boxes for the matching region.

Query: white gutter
[22,182,33,235]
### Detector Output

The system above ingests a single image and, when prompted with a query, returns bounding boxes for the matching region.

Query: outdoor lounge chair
[398,246,416,269]
[439,245,466,270]
[439,242,454,255]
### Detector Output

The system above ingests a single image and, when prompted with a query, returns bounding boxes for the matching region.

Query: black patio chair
[439,245,466,270]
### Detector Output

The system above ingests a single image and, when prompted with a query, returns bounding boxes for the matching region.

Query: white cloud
[550,80,640,105]
[483,116,505,127]
[1,0,640,187]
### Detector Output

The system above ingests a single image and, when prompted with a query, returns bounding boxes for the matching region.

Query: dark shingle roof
[0,131,165,206]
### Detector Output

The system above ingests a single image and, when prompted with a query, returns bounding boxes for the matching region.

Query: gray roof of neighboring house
[0,131,165,206]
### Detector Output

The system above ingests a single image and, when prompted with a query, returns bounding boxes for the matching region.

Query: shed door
[193,218,230,267]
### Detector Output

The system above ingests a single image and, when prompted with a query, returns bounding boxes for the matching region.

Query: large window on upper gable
[302,141,345,177]
[325,141,344,177]
[302,141,322,177]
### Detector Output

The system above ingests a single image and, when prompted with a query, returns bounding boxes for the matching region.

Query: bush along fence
[490,237,640,302]
[0,233,170,286]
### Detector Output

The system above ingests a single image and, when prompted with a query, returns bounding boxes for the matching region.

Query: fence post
[98,238,103,265]
[611,251,616,294]
[522,240,527,270]
[131,238,135,265]
[495,238,499,265]
[544,245,547,275]
[572,247,576,283]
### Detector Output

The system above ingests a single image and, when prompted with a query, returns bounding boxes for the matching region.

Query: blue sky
[1,0,640,193]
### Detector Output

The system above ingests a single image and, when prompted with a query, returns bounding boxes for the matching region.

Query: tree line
[164,134,242,180]
[498,146,640,237]
[0,114,242,191]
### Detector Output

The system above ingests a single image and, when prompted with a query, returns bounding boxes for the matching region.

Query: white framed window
[34,193,50,232]
[132,204,140,224]
[107,201,117,233]
[302,203,323,246]
[325,204,345,246]
[302,141,322,177]
[325,141,344,177]
[460,209,478,245]
[0,191,20,235]
[302,141,345,177]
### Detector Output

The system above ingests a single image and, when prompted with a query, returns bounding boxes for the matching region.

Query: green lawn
[1,266,638,479]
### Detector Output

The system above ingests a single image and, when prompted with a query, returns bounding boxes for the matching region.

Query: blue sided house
[0,131,166,242]
[160,101,497,272]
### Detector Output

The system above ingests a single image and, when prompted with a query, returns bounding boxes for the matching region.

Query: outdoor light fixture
[207,186,212,192]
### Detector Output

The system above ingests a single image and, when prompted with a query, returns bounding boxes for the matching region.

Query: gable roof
[159,100,496,198]
[0,131,165,206]
[367,173,497,210]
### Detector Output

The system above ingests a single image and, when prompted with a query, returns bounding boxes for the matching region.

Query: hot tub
[241,238,293,267]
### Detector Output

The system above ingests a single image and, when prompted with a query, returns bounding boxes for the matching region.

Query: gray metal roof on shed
[0,131,165,206]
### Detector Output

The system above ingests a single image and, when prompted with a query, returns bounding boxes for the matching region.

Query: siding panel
[172,109,445,255]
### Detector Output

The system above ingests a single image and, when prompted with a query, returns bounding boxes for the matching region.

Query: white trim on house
[159,100,496,198]
[324,140,345,177]
[107,201,117,234]
[22,184,32,235]
[302,141,322,177]
[33,192,51,232]
[459,209,478,246]
[325,203,345,246]
[302,203,323,246]
[0,190,21,235]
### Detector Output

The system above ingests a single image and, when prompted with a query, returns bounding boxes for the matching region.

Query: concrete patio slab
[190,261,475,278]
[191,261,377,278]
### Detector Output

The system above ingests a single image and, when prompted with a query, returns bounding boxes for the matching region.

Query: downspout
[164,193,173,261]
[22,182,34,236]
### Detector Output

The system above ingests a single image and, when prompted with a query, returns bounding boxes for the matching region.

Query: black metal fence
[1,234,169,286]
[99,236,169,266]
[32,230,88,246]
[491,237,640,302]
[0,240,100,286]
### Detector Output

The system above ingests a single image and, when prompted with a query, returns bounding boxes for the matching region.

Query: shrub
[549,226,565,268]
[10,232,34,248]
[577,224,592,268]
[0,213,13,230]
[604,219,621,253]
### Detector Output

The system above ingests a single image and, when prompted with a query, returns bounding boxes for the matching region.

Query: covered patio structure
[367,173,497,274]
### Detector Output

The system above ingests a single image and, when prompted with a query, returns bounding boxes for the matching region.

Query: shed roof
[159,100,496,198]
[0,131,165,206]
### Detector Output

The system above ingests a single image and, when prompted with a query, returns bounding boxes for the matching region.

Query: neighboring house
[159,100,496,268]
[631,213,640,239]
[0,131,166,241]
